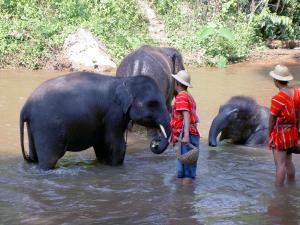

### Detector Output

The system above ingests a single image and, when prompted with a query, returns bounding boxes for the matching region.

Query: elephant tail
[20,111,35,163]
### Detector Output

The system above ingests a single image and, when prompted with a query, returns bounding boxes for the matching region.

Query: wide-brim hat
[172,70,192,88]
[269,64,293,81]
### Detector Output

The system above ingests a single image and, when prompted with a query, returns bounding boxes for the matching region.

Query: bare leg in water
[273,150,295,186]
[182,177,193,185]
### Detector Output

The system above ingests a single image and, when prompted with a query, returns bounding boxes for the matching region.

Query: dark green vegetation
[152,0,300,67]
[0,0,150,68]
[0,0,299,69]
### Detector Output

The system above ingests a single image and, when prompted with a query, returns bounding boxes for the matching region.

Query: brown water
[1,65,300,224]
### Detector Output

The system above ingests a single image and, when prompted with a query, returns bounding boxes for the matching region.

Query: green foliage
[151,0,258,67]
[250,0,300,40]
[152,0,299,67]
[0,0,151,68]
[152,0,181,15]
[197,25,235,43]
[254,11,295,40]
[197,23,236,67]
[0,0,300,69]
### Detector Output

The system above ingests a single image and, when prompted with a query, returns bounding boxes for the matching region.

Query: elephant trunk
[150,118,171,154]
[208,109,236,147]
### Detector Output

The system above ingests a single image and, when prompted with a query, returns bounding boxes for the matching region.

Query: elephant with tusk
[116,45,185,111]
[20,72,171,169]
[116,45,185,143]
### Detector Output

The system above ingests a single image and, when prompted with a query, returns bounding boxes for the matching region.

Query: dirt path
[137,0,168,46]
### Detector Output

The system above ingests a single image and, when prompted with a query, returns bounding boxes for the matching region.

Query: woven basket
[175,142,199,165]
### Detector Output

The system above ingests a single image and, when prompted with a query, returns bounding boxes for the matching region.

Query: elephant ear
[161,48,184,74]
[114,82,133,114]
[171,51,184,74]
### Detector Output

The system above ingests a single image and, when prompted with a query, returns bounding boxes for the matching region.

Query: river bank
[1,48,300,73]
[241,48,300,66]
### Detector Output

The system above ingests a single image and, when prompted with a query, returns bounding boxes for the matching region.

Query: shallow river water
[1,65,300,224]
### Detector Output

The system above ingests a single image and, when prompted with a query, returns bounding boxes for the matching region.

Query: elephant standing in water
[209,96,269,147]
[20,72,171,169]
[116,45,185,111]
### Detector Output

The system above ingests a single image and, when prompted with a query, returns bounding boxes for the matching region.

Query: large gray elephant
[116,45,185,111]
[20,72,171,170]
[208,96,269,147]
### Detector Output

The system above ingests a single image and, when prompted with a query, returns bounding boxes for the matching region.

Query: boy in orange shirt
[170,70,200,185]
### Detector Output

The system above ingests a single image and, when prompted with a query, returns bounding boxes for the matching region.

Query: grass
[0,0,152,69]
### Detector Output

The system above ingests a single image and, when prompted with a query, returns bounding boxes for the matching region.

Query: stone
[46,28,116,73]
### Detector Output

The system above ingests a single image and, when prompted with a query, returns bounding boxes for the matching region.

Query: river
[0,65,300,224]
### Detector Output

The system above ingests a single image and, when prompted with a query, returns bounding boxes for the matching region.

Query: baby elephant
[20,72,171,169]
[208,96,269,147]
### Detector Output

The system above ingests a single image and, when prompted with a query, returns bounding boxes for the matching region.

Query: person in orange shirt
[170,70,200,185]
[269,64,300,186]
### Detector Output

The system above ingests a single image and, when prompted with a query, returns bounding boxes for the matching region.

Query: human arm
[181,110,190,144]
[269,114,277,136]
[269,95,281,136]
[298,111,300,134]
[173,92,191,144]
[295,89,300,133]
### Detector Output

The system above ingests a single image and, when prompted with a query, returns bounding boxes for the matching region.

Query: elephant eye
[147,100,158,108]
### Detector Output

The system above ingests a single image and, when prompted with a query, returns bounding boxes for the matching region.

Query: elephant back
[116,45,181,109]
[116,45,172,77]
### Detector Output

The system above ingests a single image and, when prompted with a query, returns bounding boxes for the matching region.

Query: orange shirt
[269,88,300,150]
[170,91,200,143]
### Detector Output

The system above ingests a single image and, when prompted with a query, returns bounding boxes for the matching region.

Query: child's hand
[181,135,189,144]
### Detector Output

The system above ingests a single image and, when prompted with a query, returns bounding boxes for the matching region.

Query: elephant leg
[33,132,66,170]
[110,140,126,165]
[27,123,38,162]
[94,132,126,166]
[93,136,109,163]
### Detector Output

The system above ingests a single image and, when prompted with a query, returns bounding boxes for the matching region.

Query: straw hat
[172,70,192,88]
[269,64,293,81]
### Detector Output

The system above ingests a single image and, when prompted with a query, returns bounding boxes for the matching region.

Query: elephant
[208,96,269,147]
[116,45,185,111]
[20,72,171,170]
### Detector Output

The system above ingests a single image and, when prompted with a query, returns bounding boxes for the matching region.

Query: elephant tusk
[159,124,167,138]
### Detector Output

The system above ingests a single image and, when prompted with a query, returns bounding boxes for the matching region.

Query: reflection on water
[267,187,300,225]
[0,65,300,224]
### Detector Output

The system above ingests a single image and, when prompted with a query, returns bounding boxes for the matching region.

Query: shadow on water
[0,65,300,224]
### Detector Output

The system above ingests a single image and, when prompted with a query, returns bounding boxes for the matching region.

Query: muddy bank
[1,48,299,73]
[241,49,300,66]
[43,48,300,72]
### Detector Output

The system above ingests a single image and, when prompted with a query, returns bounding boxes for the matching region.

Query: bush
[0,0,299,69]
[151,0,299,67]
[253,11,295,40]
[151,0,259,67]
[0,0,151,68]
